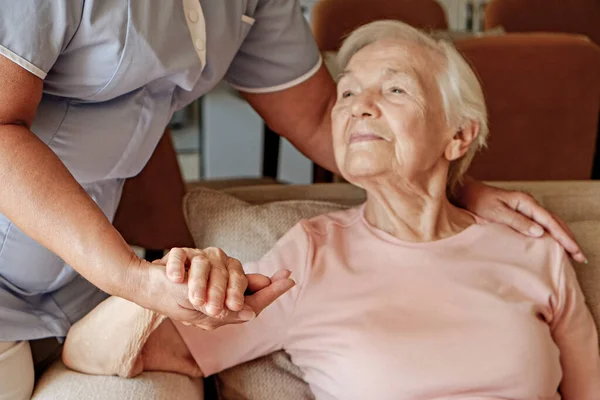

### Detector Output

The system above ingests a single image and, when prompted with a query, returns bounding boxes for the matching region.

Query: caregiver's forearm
[242,65,340,174]
[0,123,137,297]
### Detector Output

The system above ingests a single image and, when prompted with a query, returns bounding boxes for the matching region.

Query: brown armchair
[485,0,600,46]
[112,132,194,259]
[311,0,448,52]
[455,33,600,180]
[484,0,600,179]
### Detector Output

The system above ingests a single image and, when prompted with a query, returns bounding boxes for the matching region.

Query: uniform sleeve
[550,253,600,399]
[173,222,313,377]
[0,0,82,79]
[224,0,322,93]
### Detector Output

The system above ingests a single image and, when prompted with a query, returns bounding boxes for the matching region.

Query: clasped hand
[144,247,294,330]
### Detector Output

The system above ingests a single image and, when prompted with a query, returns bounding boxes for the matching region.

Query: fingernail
[170,273,182,280]
[529,225,544,236]
[239,310,255,321]
[574,253,588,264]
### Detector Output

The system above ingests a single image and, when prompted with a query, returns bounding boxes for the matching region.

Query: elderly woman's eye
[390,87,405,94]
[342,90,354,99]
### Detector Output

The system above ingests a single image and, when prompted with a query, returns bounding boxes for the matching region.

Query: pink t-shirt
[175,206,600,400]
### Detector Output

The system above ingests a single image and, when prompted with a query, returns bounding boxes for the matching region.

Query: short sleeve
[174,222,313,376]
[0,0,82,79]
[550,252,600,398]
[224,0,322,93]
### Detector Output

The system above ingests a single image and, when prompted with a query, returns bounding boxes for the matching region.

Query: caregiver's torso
[0,0,320,341]
[30,0,257,183]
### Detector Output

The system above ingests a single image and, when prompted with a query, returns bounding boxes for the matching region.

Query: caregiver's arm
[0,56,134,294]
[241,64,338,174]
[0,56,237,325]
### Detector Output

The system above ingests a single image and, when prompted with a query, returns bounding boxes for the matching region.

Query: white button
[188,10,199,23]
[195,38,205,51]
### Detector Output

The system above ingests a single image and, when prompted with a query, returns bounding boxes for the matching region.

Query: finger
[244,271,289,295]
[191,272,294,324]
[244,278,296,315]
[225,258,248,312]
[270,269,292,282]
[548,212,587,262]
[229,305,256,323]
[549,212,576,241]
[492,204,544,237]
[188,255,211,309]
[159,250,171,263]
[206,257,228,317]
[165,248,187,283]
[246,274,271,293]
[211,274,295,325]
[492,193,541,236]
[514,199,584,260]
[512,196,554,236]
[152,250,172,265]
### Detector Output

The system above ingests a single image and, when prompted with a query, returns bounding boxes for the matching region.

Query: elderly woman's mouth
[349,133,385,144]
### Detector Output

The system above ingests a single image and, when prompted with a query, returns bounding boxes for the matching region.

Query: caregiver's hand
[457,178,586,263]
[131,255,294,330]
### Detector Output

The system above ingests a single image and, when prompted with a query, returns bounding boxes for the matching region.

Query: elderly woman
[64,21,599,399]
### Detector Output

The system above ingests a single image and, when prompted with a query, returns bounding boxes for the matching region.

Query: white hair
[337,20,489,193]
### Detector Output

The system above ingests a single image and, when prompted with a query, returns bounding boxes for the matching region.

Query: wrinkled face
[331,39,457,185]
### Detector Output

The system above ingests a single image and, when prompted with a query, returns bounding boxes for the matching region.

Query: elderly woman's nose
[351,91,380,118]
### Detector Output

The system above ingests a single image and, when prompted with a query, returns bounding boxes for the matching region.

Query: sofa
[31,180,600,399]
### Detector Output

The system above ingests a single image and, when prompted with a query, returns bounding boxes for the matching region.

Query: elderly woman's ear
[444,120,480,161]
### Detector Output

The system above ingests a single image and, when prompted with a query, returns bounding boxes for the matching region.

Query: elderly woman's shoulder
[299,206,363,237]
[479,222,567,270]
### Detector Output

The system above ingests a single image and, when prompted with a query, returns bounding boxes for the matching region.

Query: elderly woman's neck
[363,179,475,243]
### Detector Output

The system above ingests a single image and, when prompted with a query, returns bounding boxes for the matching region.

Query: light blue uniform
[0,0,321,341]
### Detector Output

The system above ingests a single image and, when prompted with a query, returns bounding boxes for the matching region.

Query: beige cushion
[215,351,314,400]
[32,360,204,400]
[183,181,600,400]
[184,189,347,263]
[569,221,600,343]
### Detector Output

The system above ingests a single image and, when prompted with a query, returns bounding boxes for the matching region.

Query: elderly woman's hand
[178,269,294,330]
[456,178,586,263]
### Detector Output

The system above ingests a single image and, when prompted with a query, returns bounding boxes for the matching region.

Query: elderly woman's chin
[338,151,392,184]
